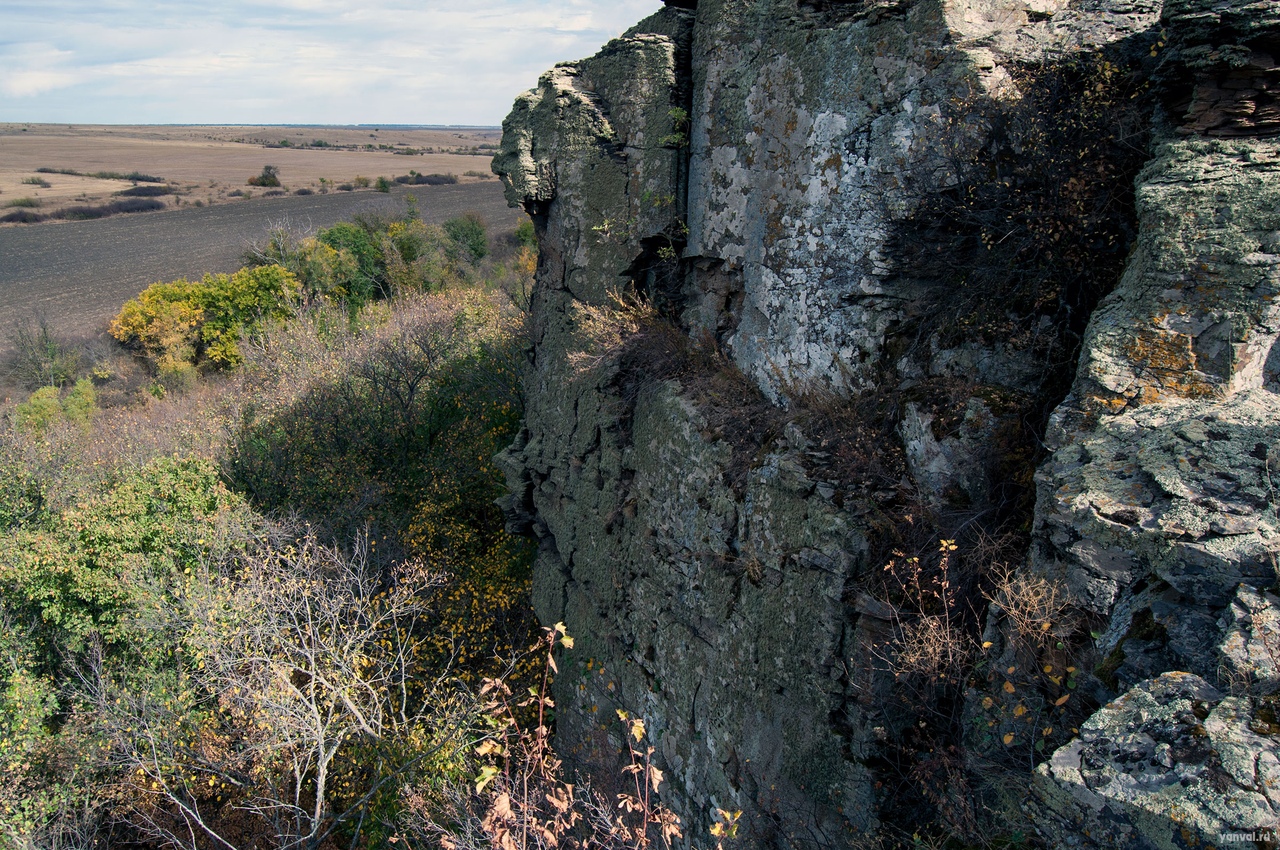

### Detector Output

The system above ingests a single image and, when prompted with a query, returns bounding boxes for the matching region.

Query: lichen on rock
[491,0,1280,845]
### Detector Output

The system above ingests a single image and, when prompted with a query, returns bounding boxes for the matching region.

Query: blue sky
[0,0,662,125]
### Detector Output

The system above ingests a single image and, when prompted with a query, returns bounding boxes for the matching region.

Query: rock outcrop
[1031,672,1280,848]
[492,0,1280,845]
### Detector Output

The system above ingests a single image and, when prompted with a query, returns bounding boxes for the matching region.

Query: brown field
[0,123,503,216]
[0,124,521,403]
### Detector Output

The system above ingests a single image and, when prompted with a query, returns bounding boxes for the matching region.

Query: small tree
[94,530,473,850]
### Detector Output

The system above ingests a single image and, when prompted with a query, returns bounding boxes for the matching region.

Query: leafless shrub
[5,315,81,390]
[567,289,660,375]
[985,566,1075,650]
[88,528,472,850]
[875,540,975,689]
[399,624,687,850]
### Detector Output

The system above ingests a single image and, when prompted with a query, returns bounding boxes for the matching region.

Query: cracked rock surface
[1031,672,1280,848]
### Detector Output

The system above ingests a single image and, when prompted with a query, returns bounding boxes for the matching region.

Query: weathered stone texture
[494,0,1280,845]
[1030,673,1280,849]
[1028,2,1280,845]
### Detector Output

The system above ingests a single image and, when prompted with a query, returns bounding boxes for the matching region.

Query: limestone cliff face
[493,0,1280,846]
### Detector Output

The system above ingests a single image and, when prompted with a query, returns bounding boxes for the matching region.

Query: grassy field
[0,123,502,216]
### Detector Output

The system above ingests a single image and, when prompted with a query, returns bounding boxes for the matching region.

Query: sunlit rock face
[492,0,1279,845]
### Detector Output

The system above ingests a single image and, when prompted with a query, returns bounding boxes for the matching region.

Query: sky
[0,0,663,126]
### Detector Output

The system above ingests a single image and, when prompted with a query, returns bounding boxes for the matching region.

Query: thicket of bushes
[0,205,558,849]
[0,198,166,225]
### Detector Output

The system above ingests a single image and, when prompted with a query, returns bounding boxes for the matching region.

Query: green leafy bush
[110,265,301,368]
[444,212,488,263]
[16,379,99,434]
[14,387,64,434]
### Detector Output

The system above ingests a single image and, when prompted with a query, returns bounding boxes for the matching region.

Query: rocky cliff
[492,0,1280,846]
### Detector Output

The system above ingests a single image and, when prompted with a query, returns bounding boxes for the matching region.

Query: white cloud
[1,69,82,98]
[0,0,662,124]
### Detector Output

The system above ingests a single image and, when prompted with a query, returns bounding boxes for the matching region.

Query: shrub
[382,219,456,292]
[36,167,164,182]
[21,177,51,188]
[374,176,393,193]
[115,185,171,197]
[110,265,301,369]
[293,187,313,196]
[337,183,354,191]
[0,209,45,223]
[401,625,686,850]
[56,199,164,220]
[96,530,470,850]
[262,188,285,197]
[318,221,382,304]
[198,265,301,367]
[353,175,371,188]
[13,387,65,434]
[0,453,261,844]
[243,225,364,305]
[247,165,281,187]
[60,379,96,429]
[108,278,204,367]
[5,316,80,389]
[444,212,488,263]
[395,173,457,186]
[6,197,40,208]
[515,218,536,250]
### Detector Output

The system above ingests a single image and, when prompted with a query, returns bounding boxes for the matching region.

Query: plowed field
[0,180,520,340]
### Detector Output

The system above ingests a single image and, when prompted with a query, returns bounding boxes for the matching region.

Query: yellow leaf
[1003,681,1016,694]
[475,765,499,793]
[1054,695,1070,706]
[1003,733,1015,746]
[561,635,574,649]
[630,719,646,742]
[1013,705,1027,717]
[982,641,994,649]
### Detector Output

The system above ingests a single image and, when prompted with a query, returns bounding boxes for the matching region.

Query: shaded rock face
[493,0,1278,846]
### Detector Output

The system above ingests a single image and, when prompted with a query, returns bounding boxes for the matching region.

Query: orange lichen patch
[1122,327,1220,401]
[1086,394,1130,414]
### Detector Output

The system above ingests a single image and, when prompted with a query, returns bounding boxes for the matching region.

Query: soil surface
[0,181,521,340]
[0,123,502,210]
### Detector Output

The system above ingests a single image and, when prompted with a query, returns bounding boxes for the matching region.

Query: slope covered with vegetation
[0,204,597,849]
